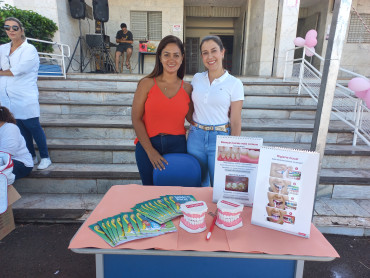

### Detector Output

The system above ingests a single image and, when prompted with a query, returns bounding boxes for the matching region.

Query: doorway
[185,37,200,75]
[218,35,234,73]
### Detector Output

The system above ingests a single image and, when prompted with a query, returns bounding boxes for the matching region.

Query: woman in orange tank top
[132,35,193,185]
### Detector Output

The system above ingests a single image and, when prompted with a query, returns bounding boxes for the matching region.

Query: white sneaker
[37,158,52,170]
[33,156,38,164]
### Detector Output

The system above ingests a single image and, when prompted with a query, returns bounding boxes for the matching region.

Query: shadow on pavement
[0,224,368,278]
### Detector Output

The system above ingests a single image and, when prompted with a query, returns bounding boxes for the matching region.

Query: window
[130,11,162,40]
[347,13,370,43]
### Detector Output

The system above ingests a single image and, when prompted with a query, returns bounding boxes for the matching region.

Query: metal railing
[27,38,70,79]
[283,46,370,147]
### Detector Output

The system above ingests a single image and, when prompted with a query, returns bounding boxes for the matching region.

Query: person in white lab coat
[0,17,51,170]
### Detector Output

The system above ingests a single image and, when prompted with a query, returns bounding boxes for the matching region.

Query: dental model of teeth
[179,201,208,233]
[216,199,244,230]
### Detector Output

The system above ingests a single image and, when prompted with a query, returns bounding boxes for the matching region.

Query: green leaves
[0,4,58,53]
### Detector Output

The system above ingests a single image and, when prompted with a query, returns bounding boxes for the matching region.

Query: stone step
[38,90,317,108]
[13,163,370,194]
[38,92,313,106]
[38,74,350,98]
[38,83,299,94]
[37,80,139,93]
[37,139,370,169]
[39,114,351,131]
[39,74,297,86]
[40,138,370,154]
[61,73,292,83]
[38,114,359,144]
[39,102,357,121]
[42,73,347,86]
[39,103,321,119]
[11,191,370,236]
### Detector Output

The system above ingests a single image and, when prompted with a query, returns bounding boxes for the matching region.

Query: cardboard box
[0,185,21,240]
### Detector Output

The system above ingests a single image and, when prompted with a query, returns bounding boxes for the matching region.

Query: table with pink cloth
[69,184,339,278]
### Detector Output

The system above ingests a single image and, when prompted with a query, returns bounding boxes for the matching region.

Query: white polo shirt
[191,71,244,125]
[0,40,40,120]
[0,123,33,167]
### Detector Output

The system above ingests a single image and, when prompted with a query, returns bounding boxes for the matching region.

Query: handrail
[284,46,370,147]
[26,37,70,79]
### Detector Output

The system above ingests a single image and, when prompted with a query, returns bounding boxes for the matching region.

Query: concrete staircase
[12,73,370,235]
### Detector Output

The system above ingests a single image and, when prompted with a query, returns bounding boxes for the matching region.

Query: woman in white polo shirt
[0,17,51,170]
[187,36,244,187]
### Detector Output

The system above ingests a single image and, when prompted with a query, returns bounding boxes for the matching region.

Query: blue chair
[153,153,201,187]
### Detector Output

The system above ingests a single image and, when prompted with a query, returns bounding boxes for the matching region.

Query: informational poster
[251,146,320,238]
[213,136,263,206]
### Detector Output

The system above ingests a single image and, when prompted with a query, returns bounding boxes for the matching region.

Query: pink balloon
[364,90,370,108]
[348,77,370,92]
[305,29,318,40]
[294,37,306,47]
[305,37,317,47]
[305,47,315,57]
[355,90,368,99]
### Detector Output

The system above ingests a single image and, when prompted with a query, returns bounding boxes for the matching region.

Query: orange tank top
[134,78,190,144]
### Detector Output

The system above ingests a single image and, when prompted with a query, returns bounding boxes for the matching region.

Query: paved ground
[0,223,369,278]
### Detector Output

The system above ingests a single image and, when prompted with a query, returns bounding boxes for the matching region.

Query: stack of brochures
[89,195,196,247]
[132,195,196,224]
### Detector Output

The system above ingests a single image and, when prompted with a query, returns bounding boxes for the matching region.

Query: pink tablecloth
[69,184,339,258]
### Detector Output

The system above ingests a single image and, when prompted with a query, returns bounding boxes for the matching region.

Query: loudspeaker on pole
[68,0,86,19]
[93,0,109,22]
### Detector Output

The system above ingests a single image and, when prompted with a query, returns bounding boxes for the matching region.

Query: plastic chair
[153,153,201,187]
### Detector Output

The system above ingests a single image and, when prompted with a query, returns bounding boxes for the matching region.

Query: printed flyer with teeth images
[213,136,263,206]
[251,146,320,238]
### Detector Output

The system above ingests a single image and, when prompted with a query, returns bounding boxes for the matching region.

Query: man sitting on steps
[115,23,133,73]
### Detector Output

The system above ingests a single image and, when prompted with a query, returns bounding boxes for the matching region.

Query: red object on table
[206,212,217,240]
[139,43,147,52]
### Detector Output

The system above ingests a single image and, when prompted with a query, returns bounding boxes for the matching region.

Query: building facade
[2,0,369,77]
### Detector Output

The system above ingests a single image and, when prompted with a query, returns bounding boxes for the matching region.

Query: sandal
[125,62,131,69]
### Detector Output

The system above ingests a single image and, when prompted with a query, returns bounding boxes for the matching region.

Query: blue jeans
[187,125,230,187]
[135,135,187,185]
[13,159,33,180]
[16,118,49,159]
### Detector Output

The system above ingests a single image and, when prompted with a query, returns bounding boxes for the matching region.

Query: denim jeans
[135,134,187,185]
[187,125,230,187]
[16,117,49,159]
[13,159,33,180]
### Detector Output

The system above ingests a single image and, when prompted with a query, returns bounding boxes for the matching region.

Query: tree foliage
[0,4,58,52]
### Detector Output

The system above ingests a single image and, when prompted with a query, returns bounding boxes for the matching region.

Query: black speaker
[93,0,109,22]
[86,34,110,49]
[68,0,86,19]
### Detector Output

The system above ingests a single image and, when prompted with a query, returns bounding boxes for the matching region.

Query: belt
[191,122,230,132]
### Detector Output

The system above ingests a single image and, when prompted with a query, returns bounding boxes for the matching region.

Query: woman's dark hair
[145,35,185,80]
[0,106,16,124]
[4,17,26,40]
[200,35,224,52]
